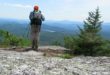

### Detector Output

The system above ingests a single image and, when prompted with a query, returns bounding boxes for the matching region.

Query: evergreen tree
[64,8,110,56]
[75,8,103,56]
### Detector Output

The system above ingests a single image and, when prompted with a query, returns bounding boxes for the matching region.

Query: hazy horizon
[0,0,110,22]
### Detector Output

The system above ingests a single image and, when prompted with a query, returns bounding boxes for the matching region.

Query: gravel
[0,49,110,75]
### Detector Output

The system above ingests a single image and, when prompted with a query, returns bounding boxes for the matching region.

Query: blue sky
[0,0,110,22]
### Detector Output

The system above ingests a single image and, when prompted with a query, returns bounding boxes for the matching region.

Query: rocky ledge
[0,46,110,75]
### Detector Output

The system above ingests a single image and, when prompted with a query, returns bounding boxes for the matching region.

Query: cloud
[0,3,32,9]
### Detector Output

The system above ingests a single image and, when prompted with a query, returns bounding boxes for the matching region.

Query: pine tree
[75,8,103,56]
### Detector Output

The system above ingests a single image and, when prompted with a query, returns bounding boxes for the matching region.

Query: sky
[0,0,110,22]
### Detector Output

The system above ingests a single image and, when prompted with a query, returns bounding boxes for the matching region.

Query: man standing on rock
[29,5,45,51]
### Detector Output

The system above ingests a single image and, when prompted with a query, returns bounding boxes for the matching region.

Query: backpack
[30,12,42,25]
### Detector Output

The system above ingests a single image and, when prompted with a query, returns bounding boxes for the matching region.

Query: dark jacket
[29,11,45,25]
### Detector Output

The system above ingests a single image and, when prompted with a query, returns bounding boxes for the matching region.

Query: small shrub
[59,54,73,59]
[0,29,31,47]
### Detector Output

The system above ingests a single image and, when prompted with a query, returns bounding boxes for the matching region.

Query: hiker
[29,5,45,51]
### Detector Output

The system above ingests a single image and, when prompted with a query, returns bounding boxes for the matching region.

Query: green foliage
[96,40,110,56]
[59,53,73,59]
[64,8,110,56]
[64,36,75,50]
[51,40,62,46]
[75,8,104,56]
[0,29,31,47]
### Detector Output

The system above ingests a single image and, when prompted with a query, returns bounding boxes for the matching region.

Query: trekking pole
[26,23,31,39]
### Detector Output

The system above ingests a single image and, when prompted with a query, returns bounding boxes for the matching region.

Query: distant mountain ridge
[0,18,110,45]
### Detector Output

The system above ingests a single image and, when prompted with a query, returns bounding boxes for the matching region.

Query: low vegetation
[59,53,73,59]
[0,30,31,47]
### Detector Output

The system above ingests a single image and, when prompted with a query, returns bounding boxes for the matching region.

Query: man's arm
[29,12,33,20]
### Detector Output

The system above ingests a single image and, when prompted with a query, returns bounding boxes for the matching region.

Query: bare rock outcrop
[0,46,110,75]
